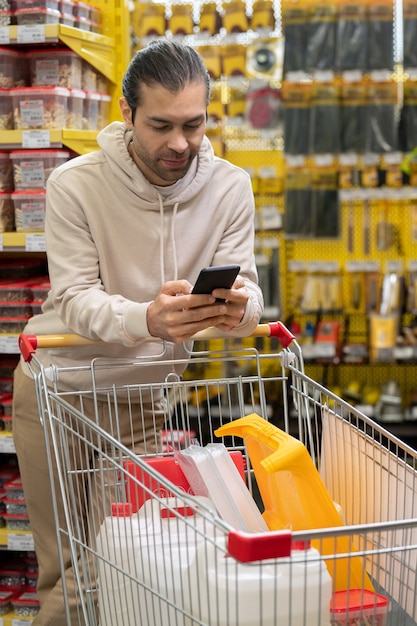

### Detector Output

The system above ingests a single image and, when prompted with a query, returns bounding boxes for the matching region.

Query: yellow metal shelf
[6,24,116,82]
[0,130,99,153]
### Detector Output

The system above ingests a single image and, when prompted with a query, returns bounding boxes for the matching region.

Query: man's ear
[119,97,133,128]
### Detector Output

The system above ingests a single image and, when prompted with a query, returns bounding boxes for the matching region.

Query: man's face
[120,81,207,186]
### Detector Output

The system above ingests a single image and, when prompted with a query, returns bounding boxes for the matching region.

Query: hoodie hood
[97,122,216,283]
[97,122,215,209]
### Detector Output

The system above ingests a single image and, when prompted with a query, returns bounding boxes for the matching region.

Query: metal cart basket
[18,322,417,626]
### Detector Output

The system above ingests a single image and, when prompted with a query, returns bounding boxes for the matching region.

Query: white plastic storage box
[12,189,46,231]
[96,73,109,94]
[0,11,13,26]
[0,259,45,278]
[0,89,13,130]
[59,0,74,13]
[0,47,18,89]
[14,7,61,23]
[14,0,59,10]
[60,11,75,26]
[83,91,100,129]
[0,280,33,301]
[72,0,90,18]
[28,48,82,89]
[14,50,29,87]
[81,59,97,91]
[12,592,40,618]
[30,278,50,302]
[10,149,70,189]
[98,93,111,129]
[10,86,69,129]
[0,192,14,232]
[74,14,91,29]
[67,89,85,129]
[0,152,12,192]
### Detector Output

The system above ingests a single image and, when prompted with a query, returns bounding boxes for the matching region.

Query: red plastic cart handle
[18,321,295,363]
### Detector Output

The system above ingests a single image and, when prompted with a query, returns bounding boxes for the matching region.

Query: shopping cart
[18,322,417,626]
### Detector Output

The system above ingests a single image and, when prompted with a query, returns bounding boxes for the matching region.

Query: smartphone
[192,265,240,300]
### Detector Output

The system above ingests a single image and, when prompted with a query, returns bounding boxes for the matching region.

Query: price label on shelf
[0,336,19,353]
[25,234,46,252]
[8,533,34,552]
[17,24,46,44]
[0,26,10,44]
[22,130,51,149]
[0,436,15,454]
[0,235,3,252]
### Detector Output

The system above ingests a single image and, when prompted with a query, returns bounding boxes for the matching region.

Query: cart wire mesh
[22,336,417,626]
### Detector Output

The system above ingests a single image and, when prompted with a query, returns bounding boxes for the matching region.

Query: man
[13,39,263,625]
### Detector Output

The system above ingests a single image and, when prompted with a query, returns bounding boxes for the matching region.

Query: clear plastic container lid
[27,47,79,60]
[0,47,18,59]
[10,85,69,97]
[14,7,61,22]
[10,149,70,160]
[59,0,75,12]
[72,0,90,17]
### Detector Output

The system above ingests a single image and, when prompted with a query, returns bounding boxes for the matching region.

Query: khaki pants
[12,362,164,626]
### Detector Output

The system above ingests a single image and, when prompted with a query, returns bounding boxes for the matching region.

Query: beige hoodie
[21,122,263,390]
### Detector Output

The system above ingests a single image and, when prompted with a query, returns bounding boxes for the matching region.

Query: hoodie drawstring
[157,193,179,284]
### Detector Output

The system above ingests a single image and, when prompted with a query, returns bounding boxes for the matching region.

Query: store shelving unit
[0,4,130,620]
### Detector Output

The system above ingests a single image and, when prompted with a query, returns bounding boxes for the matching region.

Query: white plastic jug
[95,497,215,626]
[182,537,332,626]
[96,500,332,626]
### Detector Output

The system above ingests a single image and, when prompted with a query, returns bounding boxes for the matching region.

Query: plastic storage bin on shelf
[14,0,60,9]
[67,89,85,129]
[0,153,12,191]
[10,149,70,189]
[0,280,32,303]
[0,316,30,334]
[0,89,13,130]
[59,0,74,13]
[0,193,14,232]
[12,189,46,231]
[73,0,90,18]
[0,259,45,278]
[0,11,13,26]
[12,592,40,618]
[10,86,69,130]
[74,14,91,30]
[60,12,75,25]
[98,93,111,129]
[0,591,14,616]
[0,301,32,317]
[27,48,82,89]
[83,91,100,129]
[0,394,13,433]
[81,59,98,91]
[15,7,61,24]
[0,48,18,89]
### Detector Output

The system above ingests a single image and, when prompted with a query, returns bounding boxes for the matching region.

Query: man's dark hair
[122,40,211,122]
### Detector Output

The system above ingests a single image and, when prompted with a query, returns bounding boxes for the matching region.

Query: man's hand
[146,278,248,343]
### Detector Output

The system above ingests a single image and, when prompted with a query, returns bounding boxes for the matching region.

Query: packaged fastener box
[10,149,70,189]
[10,86,69,130]
[27,48,82,89]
